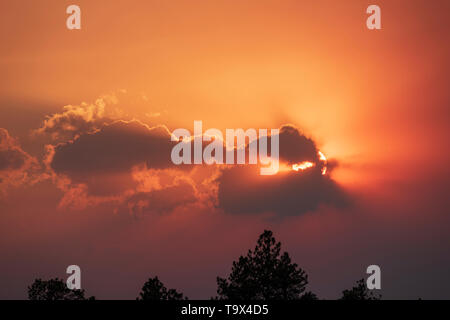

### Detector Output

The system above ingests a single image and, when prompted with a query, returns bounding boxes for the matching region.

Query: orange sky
[2,1,449,184]
[0,0,449,299]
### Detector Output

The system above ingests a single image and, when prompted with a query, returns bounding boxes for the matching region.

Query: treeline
[27,230,381,300]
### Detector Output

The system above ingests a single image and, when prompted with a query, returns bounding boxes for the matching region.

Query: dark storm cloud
[217,125,349,216]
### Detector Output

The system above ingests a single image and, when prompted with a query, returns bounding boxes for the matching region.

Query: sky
[0,0,449,299]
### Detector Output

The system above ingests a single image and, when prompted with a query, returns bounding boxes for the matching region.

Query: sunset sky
[1,0,449,299]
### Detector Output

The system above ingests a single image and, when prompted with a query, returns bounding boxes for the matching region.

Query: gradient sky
[0,0,449,299]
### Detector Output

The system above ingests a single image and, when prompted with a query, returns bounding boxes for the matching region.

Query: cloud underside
[217,166,347,216]
[1,93,349,216]
[44,115,348,216]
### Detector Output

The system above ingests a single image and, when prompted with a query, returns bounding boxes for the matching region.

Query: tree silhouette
[340,279,381,300]
[299,291,319,300]
[216,230,313,300]
[137,276,187,300]
[28,278,94,300]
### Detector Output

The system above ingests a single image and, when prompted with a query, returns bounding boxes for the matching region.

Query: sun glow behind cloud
[292,161,314,171]
[289,151,327,175]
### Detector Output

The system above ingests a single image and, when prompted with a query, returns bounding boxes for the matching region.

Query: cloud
[46,120,347,217]
[217,166,348,216]
[34,94,125,143]
[33,91,168,145]
[276,124,319,163]
[124,183,198,216]
[217,125,349,217]
[0,128,41,194]
[51,120,174,174]
[46,119,208,211]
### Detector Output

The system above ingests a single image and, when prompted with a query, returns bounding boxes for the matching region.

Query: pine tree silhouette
[216,230,315,300]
